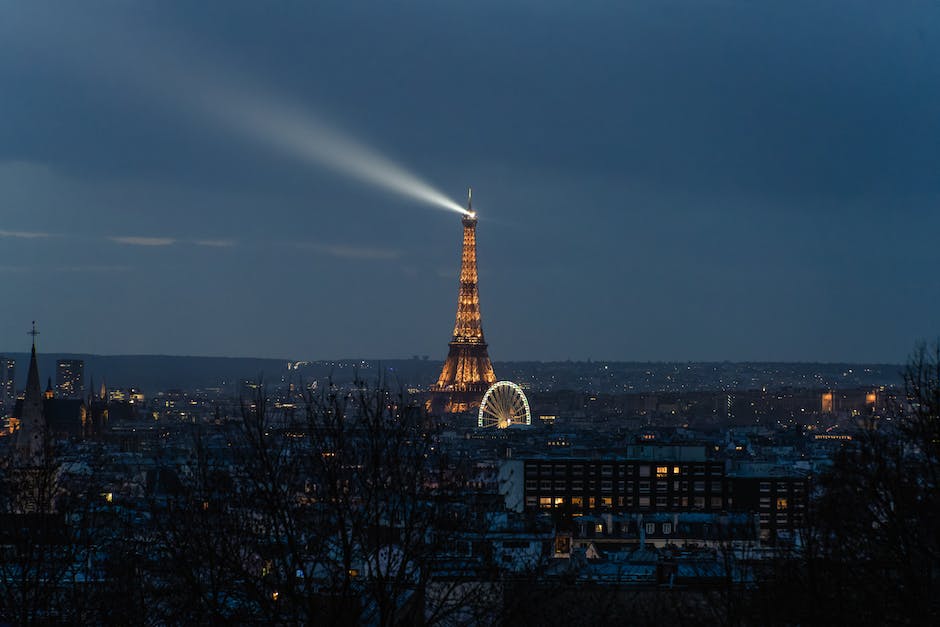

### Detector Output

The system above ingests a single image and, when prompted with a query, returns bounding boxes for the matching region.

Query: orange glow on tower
[431,189,497,412]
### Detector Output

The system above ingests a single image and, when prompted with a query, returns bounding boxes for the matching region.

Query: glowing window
[656,466,668,478]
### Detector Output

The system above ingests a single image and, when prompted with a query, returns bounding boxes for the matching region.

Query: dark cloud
[0,1,937,361]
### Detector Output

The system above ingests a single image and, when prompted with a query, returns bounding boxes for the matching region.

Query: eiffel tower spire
[431,191,496,412]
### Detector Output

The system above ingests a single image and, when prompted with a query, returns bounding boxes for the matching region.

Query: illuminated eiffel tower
[430,189,497,413]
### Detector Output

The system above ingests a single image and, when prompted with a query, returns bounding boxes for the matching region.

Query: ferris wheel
[478,381,532,428]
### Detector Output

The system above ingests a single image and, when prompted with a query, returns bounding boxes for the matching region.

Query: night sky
[1,1,938,362]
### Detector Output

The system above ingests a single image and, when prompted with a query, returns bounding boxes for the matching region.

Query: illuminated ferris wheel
[478,381,531,428]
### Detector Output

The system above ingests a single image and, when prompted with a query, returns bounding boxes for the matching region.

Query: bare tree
[0,437,118,624]
[752,341,940,625]
[143,382,500,625]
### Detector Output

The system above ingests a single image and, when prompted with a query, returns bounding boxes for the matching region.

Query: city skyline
[1,2,938,363]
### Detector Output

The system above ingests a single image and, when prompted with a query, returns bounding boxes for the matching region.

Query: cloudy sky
[1,1,938,362]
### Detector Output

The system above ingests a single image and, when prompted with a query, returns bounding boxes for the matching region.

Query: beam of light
[0,12,471,218]
[206,91,471,216]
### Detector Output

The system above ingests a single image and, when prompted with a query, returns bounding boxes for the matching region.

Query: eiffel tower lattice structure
[430,189,497,413]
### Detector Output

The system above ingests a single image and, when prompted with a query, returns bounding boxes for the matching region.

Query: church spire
[17,321,46,462]
[25,321,41,406]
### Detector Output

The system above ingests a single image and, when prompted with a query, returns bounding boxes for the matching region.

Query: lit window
[601,497,612,507]
[539,497,553,509]
[776,497,788,511]
[554,496,565,506]
[571,496,583,507]
[656,466,668,478]
[673,466,680,475]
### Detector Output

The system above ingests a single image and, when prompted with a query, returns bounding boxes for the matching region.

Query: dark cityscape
[2,2,939,625]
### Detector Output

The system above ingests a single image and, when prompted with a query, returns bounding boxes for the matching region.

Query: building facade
[516,453,809,541]
[56,359,85,399]
[0,357,14,415]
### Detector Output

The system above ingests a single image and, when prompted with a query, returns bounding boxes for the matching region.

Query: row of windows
[526,463,723,478]
[758,496,805,510]
[759,512,803,525]
[526,479,725,493]
[759,481,805,493]
[529,495,726,510]
[585,521,675,535]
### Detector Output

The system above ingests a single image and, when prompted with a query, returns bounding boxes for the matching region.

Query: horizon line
[0,350,906,367]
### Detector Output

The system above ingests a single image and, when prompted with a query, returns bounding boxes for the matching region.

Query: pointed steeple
[25,321,41,403]
[17,321,46,462]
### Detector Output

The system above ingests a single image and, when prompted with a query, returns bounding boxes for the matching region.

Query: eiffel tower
[430,189,497,413]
